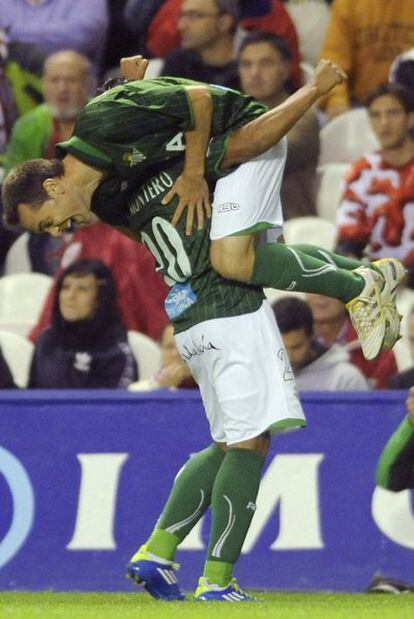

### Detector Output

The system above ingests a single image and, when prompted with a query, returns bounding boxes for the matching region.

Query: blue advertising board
[0,390,413,592]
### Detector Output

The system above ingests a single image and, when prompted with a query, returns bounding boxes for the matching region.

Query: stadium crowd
[1,0,414,393]
[1,0,414,600]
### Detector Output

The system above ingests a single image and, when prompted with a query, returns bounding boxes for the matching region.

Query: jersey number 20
[141,217,192,285]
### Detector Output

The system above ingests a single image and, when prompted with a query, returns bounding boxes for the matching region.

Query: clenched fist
[310,59,347,96]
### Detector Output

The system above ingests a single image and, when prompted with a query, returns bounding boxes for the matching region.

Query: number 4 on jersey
[166,132,186,152]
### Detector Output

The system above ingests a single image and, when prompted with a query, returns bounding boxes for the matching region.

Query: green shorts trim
[269,418,307,436]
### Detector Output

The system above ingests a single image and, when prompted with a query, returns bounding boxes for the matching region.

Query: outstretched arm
[222,59,347,169]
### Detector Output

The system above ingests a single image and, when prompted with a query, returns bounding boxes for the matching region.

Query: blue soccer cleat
[194,576,254,602]
[126,544,186,601]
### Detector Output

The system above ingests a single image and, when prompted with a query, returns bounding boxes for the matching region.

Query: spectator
[389,306,414,389]
[0,30,18,163]
[306,293,398,389]
[0,0,109,76]
[28,222,169,342]
[319,0,414,120]
[0,345,16,388]
[161,0,241,90]
[272,295,369,390]
[28,258,137,389]
[129,323,198,391]
[1,49,95,275]
[336,83,414,288]
[4,50,95,173]
[155,0,301,89]
[238,31,319,218]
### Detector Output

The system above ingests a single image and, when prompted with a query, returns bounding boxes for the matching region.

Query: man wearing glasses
[161,0,241,89]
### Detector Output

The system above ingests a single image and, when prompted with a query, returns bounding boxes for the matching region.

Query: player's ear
[43,177,65,196]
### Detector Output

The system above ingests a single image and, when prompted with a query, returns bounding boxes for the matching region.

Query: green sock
[290,244,365,271]
[146,444,225,561]
[204,449,265,586]
[250,242,364,303]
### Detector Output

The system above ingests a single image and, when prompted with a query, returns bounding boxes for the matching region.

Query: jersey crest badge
[125,147,147,166]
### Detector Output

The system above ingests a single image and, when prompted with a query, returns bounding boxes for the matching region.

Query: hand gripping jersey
[90,160,264,333]
[57,76,266,187]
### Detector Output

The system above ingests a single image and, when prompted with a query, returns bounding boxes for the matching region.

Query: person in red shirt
[336,82,414,289]
[147,0,301,88]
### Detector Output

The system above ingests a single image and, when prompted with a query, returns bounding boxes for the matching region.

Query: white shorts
[210,140,287,242]
[175,301,306,445]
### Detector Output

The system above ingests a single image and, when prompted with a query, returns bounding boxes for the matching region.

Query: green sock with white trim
[145,444,225,561]
[204,449,265,586]
[250,242,364,303]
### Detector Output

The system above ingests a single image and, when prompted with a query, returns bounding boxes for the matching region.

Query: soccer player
[1,58,404,359]
[376,387,414,492]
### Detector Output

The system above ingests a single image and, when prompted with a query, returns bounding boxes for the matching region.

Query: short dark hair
[2,158,64,226]
[239,30,293,63]
[365,82,414,113]
[272,296,314,336]
[217,0,240,23]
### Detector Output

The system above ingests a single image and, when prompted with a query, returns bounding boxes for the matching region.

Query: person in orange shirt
[320,0,414,119]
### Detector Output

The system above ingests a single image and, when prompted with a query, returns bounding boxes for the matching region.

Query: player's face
[59,274,98,322]
[17,179,94,237]
[368,95,412,150]
[239,43,289,103]
[179,0,222,50]
[282,328,313,371]
[306,294,345,325]
[43,58,91,121]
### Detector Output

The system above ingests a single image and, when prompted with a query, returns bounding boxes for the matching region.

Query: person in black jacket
[29,258,137,388]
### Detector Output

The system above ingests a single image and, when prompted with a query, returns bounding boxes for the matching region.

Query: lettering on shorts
[181,334,220,361]
[216,202,240,214]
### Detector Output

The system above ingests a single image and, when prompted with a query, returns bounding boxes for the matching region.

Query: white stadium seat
[0,273,53,336]
[393,287,414,371]
[283,216,337,251]
[127,331,162,380]
[0,330,34,388]
[4,232,31,275]
[319,108,379,165]
[316,163,351,222]
[286,1,330,67]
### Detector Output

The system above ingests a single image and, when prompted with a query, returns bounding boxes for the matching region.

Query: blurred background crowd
[1,0,414,394]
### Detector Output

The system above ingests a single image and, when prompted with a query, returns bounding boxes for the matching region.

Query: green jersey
[57,77,266,185]
[90,160,264,333]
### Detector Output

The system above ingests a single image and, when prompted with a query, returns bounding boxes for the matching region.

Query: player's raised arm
[222,59,347,168]
[163,85,213,235]
[120,55,149,81]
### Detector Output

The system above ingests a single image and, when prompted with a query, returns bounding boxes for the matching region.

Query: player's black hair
[272,296,314,336]
[365,82,414,113]
[2,158,64,227]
